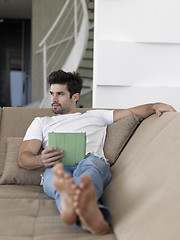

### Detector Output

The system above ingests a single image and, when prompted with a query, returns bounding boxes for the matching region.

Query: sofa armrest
[103,112,180,240]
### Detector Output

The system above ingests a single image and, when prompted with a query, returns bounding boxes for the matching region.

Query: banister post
[74,0,78,43]
[43,43,47,98]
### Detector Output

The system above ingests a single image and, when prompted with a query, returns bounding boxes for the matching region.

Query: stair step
[79,66,93,70]
[86,40,94,49]
[81,76,93,80]
[84,50,93,58]
[86,48,93,52]
[87,2,94,10]
[88,31,94,39]
[88,12,94,21]
[89,28,94,32]
[89,18,94,23]
[79,59,93,68]
[78,68,93,78]
[83,57,93,61]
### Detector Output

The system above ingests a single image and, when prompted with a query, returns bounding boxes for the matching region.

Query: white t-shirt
[24,110,114,159]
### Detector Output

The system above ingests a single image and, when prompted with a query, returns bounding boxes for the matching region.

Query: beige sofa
[0,107,179,240]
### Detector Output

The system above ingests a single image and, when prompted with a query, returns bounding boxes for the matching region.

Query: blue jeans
[41,153,112,225]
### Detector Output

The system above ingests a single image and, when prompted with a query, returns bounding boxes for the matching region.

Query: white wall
[93,0,180,111]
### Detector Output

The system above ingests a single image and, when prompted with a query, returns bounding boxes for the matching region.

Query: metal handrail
[36,36,74,54]
[39,0,71,48]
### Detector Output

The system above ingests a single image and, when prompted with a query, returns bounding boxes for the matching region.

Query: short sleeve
[86,110,114,126]
[99,110,114,125]
[23,117,43,142]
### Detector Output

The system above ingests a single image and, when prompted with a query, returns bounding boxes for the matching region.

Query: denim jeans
[41,153,112,225]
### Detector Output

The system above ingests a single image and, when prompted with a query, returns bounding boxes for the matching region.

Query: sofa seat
[0,185,116,240]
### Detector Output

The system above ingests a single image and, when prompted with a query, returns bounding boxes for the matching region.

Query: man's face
[50,84,76,115]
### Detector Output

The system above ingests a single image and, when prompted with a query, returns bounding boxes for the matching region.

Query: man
[18,69,176,235]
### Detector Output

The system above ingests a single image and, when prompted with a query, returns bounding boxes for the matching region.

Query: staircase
[38,0,94,108]
[77,0,94,108]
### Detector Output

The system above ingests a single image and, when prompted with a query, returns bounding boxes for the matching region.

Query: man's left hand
[153,103,176,117]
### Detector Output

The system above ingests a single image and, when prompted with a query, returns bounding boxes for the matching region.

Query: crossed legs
[53,163,111,235]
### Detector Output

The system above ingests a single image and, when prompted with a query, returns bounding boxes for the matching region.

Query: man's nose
[52,94,58,102]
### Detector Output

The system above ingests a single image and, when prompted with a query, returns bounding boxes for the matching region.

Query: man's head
[48,69,83,114]
[48,69,83,98]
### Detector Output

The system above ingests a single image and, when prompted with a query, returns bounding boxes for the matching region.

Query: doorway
[0,19,31,107]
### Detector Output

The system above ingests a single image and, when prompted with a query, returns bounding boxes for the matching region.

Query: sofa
[0,107,179,240]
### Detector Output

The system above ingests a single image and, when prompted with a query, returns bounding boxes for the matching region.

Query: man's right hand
[41,147,64,168]
[18,139,64,170]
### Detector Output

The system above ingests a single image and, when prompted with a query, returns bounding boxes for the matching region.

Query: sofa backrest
[0,107,142,177]
[0,108,2,134]
[0,107,96,176]
[0,108,1,118]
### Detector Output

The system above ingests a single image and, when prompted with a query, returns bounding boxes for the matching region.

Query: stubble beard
[52,103,70,115]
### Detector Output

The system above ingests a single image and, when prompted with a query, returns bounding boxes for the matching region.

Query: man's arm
[113,103,176,122]
[18,139,64,170]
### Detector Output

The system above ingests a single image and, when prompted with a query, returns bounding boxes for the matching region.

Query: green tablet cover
[48,132,86,166]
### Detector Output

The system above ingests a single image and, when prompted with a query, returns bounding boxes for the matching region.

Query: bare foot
[73,174,111,235]
[53,163,78,225]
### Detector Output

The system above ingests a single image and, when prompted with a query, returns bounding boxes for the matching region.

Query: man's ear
[72,93,80,103]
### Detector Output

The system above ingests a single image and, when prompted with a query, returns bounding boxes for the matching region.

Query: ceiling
[0,0,32,19]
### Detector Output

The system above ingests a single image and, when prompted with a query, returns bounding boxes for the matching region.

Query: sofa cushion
[0,107,56,176]
[0,137,44,185]
[104,114,143,165]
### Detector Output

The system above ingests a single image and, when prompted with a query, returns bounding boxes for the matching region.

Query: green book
[48,132,86,166]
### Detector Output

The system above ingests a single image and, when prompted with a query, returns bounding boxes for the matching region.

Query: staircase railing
[36,0,89,106]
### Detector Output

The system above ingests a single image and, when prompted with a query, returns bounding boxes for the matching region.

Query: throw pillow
[0,137,44,185]
[104,114,143,165]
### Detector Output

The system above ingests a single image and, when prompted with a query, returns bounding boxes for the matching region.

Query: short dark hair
[48,69,83,98]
